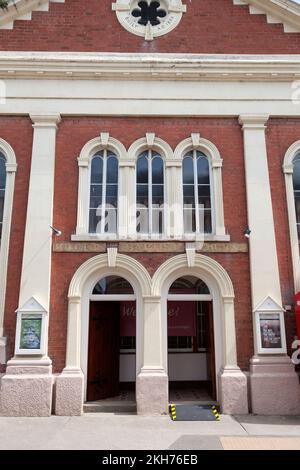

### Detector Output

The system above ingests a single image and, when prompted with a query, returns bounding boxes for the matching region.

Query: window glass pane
[169,276,210,294]
[136,208,149,233]
[93,276,134,295]
[199,209,212,234]
[152,185,164,205]
[152,156,164,184]
[293,158,300,191]
[91,154,103,184]
[152,209,163,234]
[197,154,210,185]
[106,184,118,208]
[198,185,211,208]
[183,208,196,233]
[183,185,195,207]
[90,184,102,209]
[137,184,148,207]
[89,208,101,233]
[104,208,117,233]
[0,155,6,190]
[183,155,194,184]
[295,194,300,223]
[137,153,148,184]
[106,155,118,184]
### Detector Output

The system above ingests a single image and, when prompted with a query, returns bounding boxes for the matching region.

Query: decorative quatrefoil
[132,1,167,27]
[112,0,187,41]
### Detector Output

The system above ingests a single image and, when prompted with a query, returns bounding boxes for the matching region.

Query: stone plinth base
[250,356,300,415]
[0,358,53,417]
[219,367,249,414]
[55,369,84,416]
[136,370,168,416]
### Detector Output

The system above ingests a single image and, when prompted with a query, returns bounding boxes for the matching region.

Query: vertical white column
[239,115,300,415]
[18,114,61,355]
[239,115,282,310]
[136,296,168,415]
[76,157,89,235]
[166,161,183,239]
[119,161,136,239]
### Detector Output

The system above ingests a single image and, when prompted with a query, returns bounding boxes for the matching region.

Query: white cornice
[233,0,300,32]
[0,52,299,81]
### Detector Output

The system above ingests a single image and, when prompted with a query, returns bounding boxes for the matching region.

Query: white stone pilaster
[136,295,168,415]
[166,161,183,239]
[119,160,136,239]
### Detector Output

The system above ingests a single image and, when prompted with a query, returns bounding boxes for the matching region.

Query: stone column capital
[30,113,61,129]
[238,114,269,130]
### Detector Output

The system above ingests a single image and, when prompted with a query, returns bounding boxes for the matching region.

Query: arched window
[0,152,6,242]
[293,153,300,240]
[89,150,118,234]
[182,151,212,234]
[136,150,165,235]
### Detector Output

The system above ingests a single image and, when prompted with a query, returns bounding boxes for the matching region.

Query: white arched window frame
[128,134,173,239]
[283,141,300,292]
[0,138,17,356]
[174,134,228,241]
[73,133,127,240]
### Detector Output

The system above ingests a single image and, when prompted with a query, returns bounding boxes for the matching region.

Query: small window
[93,276,134,295]
[136,150,165,235]
[0,153,6,242]
[89,150,118,234]
[293,153,300,240]
[183,151,212,234]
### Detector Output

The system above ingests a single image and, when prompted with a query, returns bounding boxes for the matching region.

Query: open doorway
[86,276,136,405]
[167,276,216,403]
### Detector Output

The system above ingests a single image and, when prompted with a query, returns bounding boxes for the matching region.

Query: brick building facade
[0,0,299,416]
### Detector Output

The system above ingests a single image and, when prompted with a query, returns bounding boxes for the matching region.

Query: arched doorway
[87,275,137,403]
[167,275,216,403]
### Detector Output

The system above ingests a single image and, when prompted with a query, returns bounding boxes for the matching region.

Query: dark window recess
[120,336,136,351]
[132,1,167,26]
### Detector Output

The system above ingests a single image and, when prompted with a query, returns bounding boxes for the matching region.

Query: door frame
[81,275,138,402]
[166,294,216,396]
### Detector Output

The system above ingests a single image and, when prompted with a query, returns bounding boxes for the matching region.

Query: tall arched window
[182,150,212,234]
[293,153,300,240]
[0,152,6,242]
[89,150,118,234]
[136,150,164,235]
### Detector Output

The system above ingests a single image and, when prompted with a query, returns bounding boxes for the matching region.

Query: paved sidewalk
[0,413,299,450]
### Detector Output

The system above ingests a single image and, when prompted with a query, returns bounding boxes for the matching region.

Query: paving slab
[221,437,300,450]
[235,415,300,436]
[168,435,223,450]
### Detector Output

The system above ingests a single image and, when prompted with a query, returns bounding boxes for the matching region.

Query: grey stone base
[136,371,169,416]
[250,356,300,415]
[218,368,249,414]
[0,361,53,417]
[0,337,6,365]
[55,369,84,416]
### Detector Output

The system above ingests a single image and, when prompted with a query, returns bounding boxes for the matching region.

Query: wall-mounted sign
[254,296,286,355]
[15,297,47,355]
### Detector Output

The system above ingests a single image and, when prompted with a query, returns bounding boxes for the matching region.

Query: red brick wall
[1,117,33,370]
[0,0,299,54]
[49,116,253,372]
[266,119,300,351]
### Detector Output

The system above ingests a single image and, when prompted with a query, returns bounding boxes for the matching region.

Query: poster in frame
[255,310,286,354]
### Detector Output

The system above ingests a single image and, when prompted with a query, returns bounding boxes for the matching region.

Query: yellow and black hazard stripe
[170,404,177,421]
[212,405,220,421]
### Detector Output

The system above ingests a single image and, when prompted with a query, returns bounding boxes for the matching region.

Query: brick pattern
[2,115,299,374]
[1,117,33,364]
[0,0,299,53]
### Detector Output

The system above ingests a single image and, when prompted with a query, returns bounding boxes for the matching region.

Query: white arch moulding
[55,253,151,416]
[283,140,300,292]
[174,133,227,239]
[151,253,248,414]
[0,138,17,365]
[74,133,128,238]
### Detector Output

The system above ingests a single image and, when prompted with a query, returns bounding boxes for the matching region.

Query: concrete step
[83,401,137,413]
